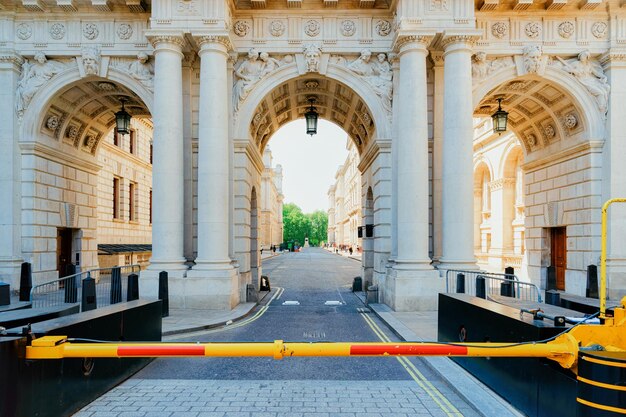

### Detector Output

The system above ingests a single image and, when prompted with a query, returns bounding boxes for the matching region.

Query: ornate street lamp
[304,97,318,136]
[491,97,508,134]
[115,98,132,135]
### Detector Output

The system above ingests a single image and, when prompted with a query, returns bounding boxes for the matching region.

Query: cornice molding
[523,140,604,172]
[19,142,102,174]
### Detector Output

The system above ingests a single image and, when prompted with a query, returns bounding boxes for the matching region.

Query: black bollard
[476,275,486,299]
[456,273,465,294]
[504,266,516,298]
[110,267,122,304]
[586,265,598,299]
[127,273,139,301]
[352,277,362,292]
[81,275,97,312]
[546,266,557,291]
[260,275,271,291]
[19,262,32,302]
[158,271,169,318]
[500,280,513,297]
[0,282,9,306]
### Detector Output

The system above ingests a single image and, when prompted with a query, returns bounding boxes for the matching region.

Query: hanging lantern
[115,98,132,136]
[304,97,318,136]
[491,97,508,134]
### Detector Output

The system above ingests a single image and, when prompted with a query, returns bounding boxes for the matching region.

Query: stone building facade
[260,147,284,250]
[327,139,362,251]
[2,0,626,311]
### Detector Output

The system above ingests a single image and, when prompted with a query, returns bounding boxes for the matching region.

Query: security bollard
[456,273,465,294]
[500,280,513,297]
[476,275,486,299]
[110,267,122,304]
[19,262,32,302]
[81,274,97,312]
[127,273,139,301]
[546,266,557,291]
[352,276,362,292]
[158,271,169,318]
[260,275,271,291]
[586,265,598,299]
[0,282,9,306]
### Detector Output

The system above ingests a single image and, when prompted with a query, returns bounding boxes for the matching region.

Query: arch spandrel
[472,66,605,161]
[20,67,153,160]
[234,60,392,155]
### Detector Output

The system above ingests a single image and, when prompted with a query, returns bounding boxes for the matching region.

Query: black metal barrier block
[81,276,97,312]
[1,299,162,417]
[110,267,122,304]
[260,275,271,292]
[586,265,599,299]
[438,293,577,417]
[475,276,486,299]
[546,266,557,291]
[158,271,169,317]
[0,304,79,329]
[352,277,362,292]
[64,275,78,304]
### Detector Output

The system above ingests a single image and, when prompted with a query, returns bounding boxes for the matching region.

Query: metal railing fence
[30,264,141,310]
[445,269,542,303]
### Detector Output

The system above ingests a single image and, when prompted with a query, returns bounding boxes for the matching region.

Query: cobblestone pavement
[75,248,484,417]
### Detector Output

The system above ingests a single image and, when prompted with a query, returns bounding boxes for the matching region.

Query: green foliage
[282,203,328,247]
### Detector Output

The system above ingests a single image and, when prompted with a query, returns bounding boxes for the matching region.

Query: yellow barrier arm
[600,198,626,319]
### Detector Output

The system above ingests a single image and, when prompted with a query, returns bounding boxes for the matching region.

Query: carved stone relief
[591,22,608,39]
[83,23,99,40]
[233,49,294,112]
[80,46,101,76]
[429,0,448,11]
[522,45,543,74]
[341,49,392,114]
[376,20,391,37]
[15,53,67,119]
[112,52,154,91]
[341,20,356,37]
[564,113,578,129]
[234,21,250,37]
[491,22,508,39]
[303,43,322,73]
[16,23,32,40]
[270,20,286,37]
[46,115,60,130]
[558,21,574,39]
[117,23,133,40]
[49,23,66,40]
[304,20,321,37]
[525,22,541,39]
[471,52,514,81]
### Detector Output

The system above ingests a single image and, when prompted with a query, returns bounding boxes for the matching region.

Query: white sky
[267,119,349,214]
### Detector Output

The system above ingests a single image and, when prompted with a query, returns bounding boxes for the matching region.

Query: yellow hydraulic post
[600,198,626,319]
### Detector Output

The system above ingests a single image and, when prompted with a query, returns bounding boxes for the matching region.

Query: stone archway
[17,65,153,285]
[472,67,605,293]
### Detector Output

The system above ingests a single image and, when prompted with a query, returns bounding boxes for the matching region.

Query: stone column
[603,52,626,300]
[182,53,195,263]
[489,178,516,269]
[440,34,478,270]
[395,37,432,267]
[187,36,237,310]
[389,36,441,311]
[431,52,444,264]
[147,35,186,272]
[0,53,24,289]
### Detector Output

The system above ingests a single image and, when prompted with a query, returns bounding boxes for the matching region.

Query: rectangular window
[149,189,152,224]
[113,177,120,219]
[113,132,120,147]
[129,129,137,155]
[129,182,137,222]
[149,142,153,164]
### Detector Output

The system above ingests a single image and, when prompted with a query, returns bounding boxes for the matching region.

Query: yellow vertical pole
[600,198,626,319]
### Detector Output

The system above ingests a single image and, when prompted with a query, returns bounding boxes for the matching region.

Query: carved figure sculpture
[232,49,289,112]
[345,50,393,113]
[556,50,610,115]
[15,52,64,118]
[303,43,322,73]
[128,52,154,90]
[471,52,514,81]
[259,52,281,78]
[82,47,100,76]
[523,45,542,74]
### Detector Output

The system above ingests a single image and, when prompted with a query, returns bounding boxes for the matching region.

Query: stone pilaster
[0,52,24,289]
[439,33,479,271]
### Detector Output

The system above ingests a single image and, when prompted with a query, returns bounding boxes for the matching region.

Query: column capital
[440,31,482,55]
[430,51,444,67]
[393,34,433,55]
[194,34,233,55]
[490,178,516,191]
[146,32,186,53]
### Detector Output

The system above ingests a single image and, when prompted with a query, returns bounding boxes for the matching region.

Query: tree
[282,203,328,247]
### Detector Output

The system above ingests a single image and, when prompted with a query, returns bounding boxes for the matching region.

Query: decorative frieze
[489,178,516,191]
[471,52,514,82]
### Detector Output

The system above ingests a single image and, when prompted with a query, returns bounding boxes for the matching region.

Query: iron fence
[445,269,542,303]
[30,265,141,310]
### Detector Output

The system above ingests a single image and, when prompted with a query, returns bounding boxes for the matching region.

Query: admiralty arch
[1,0,625,311]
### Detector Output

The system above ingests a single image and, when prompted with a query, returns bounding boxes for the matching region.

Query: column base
[185,265,239,310]
[385,262,444,311]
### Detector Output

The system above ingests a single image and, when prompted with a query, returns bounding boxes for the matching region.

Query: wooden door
[57,228,73,278]
[551,227,567,291]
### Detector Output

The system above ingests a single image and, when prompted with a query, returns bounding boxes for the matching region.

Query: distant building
[260,148,284,250]
[328,139,361,251]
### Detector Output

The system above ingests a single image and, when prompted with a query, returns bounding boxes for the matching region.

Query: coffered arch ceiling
[251,76,375,154]
[474,78,585,155]
[41,79,151,156]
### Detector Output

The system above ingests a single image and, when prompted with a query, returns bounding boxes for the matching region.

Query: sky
[267,119,349,214]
